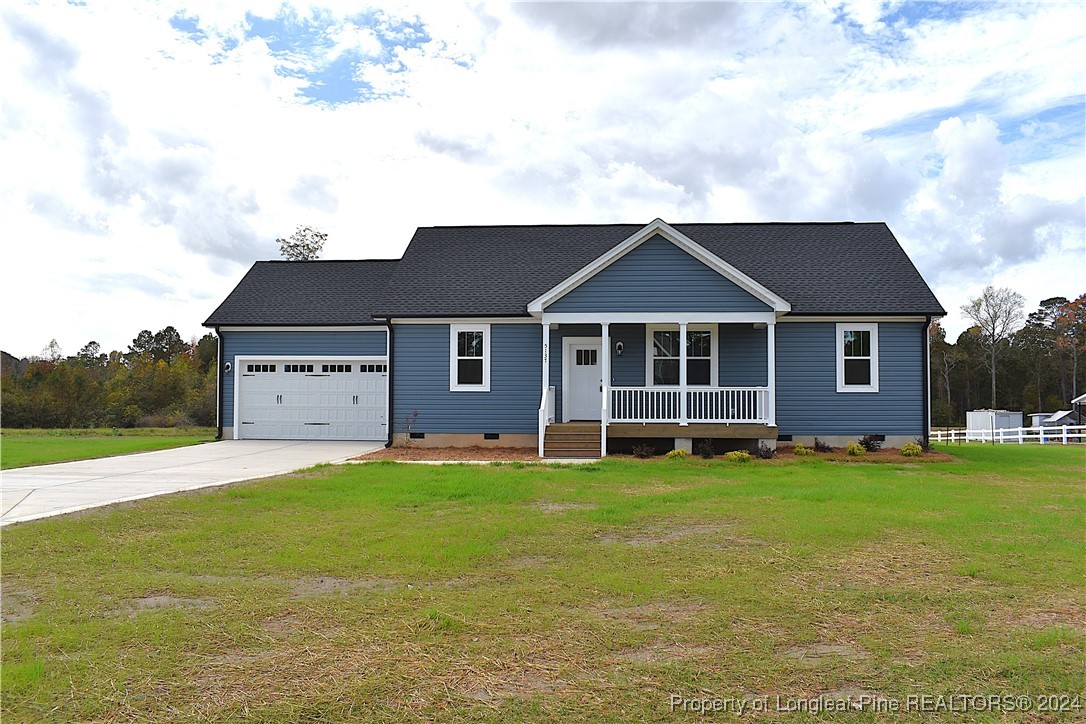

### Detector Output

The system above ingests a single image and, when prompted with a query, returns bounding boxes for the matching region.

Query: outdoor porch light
[615,340,624,356]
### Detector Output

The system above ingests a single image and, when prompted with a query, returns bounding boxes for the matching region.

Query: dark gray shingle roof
[205,223,945,326]
[204,259,397,326]
[374,222,945,317]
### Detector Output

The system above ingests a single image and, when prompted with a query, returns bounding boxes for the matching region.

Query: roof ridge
[253,258,401,264]
[419,221,869,230]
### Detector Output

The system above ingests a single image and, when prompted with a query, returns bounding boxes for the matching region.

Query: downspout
[214,326,223,440]
[385,320,394,448]
[923,316,931,447]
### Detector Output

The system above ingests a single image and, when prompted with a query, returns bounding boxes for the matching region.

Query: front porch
[536,315,779,458]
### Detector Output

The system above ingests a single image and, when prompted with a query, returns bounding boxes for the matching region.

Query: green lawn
[0,428,216,469]
[2,445,1083,720]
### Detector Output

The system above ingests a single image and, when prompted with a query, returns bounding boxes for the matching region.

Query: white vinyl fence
[931,425,1085,445]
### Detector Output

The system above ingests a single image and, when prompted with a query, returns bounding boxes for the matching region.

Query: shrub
[793,443,814,457]
[665,448,688,459]
[756,442,776,459]
[631,443,655,459]
[900,442,923,457]
[859,434,883,452]
[695,440,715,459]
[723,450,751,462]
[846,441,866,457]
[813,438,833,453]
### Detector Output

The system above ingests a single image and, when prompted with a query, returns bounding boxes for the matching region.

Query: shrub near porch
[1,445,1082,719]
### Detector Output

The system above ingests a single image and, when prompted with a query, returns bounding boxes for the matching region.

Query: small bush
[756,442,776,459]
[846,441,866,457]
[859,434,883,452]
[665,448,688,460]
[695,440,715,459]
[900,442,923,457]
[631,443,655,459]
[723,450,751,462]
[793,443,814,457]
[813,438,833,453]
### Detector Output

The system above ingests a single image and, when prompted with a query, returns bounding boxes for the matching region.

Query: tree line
[931,289,1085,426]
[1,327,217,429]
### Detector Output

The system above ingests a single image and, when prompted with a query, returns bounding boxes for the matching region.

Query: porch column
[539,322,550,458]
[767,320,776,426]
[679,322,688,426]
[601,322,609,457]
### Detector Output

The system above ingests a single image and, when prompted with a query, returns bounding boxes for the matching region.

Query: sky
[2,0,1083,359]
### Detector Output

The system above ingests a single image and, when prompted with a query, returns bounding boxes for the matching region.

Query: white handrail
[537,385,556,457]
[930,424,1086,445]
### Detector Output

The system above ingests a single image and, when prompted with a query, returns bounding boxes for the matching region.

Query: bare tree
[961,285,1025,407]
[277,225,327,261]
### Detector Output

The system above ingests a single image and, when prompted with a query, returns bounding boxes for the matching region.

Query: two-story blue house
[204,220,945,457]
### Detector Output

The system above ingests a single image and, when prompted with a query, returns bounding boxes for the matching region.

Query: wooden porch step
[543,424,601,458]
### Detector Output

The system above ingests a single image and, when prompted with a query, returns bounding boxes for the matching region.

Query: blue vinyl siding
[719,325,767,387]
[776,322,925,436]
[221,329,386,427]
[545,235,771,313]
[393,324,541,433]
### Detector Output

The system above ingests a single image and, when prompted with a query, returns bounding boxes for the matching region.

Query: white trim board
[389,317,538,325]
[542,312,777,324]
[449,323,491,392]
[527,219,791,314]
[835,322,880,393]
[778,316,928,323]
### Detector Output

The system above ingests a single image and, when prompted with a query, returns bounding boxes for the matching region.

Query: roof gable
[529,219,789,314]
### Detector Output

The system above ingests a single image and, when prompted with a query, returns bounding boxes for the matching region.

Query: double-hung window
[450,324,490,391]
[836,322,879,392]
[647,325,716,386]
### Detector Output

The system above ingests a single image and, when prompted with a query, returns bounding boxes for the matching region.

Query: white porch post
[767,320,776,426]
[679,322,688,426]
[539,322,550,458]
[601,322,610,457]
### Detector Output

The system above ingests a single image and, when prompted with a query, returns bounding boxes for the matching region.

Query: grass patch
[1,428,216,469]
[1,444,1083,719]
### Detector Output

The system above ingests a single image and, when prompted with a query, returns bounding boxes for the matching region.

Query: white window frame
[450,323,491,392]
[645,324,718,387]
[836,322,879,393]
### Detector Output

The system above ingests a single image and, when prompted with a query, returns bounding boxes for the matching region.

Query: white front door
[567,343,602,421]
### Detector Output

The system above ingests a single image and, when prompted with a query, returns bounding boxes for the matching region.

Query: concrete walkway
[1,440,383,525]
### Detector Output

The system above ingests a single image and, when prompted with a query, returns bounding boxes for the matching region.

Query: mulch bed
[353,446,955,463]
[353,446,542,462]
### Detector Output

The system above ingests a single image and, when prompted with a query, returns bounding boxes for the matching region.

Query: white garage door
[237,359,387,440]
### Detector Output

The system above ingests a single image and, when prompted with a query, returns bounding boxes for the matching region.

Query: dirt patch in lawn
[354,446,540,462]
[0,585,36,623]
[503,555,555,569]
[532,501,598,514]
[783,642,869,662]
[288,576,401,598]
[120,595,213,615]
[596,521,763,548]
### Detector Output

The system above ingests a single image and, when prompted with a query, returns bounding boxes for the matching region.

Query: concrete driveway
[1,440,383,525]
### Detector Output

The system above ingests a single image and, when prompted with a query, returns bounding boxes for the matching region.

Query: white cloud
[0,0,1083,356]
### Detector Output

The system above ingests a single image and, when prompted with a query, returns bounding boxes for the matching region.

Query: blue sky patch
[243,10,431,104]
[169,13,205,42]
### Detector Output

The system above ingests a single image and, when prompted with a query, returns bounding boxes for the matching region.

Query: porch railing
[609,386,770,424]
